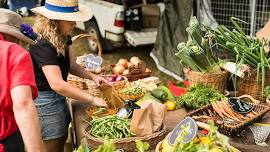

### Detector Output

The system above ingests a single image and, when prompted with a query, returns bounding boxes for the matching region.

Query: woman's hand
[92,97,108,107]
[92,74,111,86]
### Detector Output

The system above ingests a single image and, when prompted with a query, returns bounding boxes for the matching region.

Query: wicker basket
[103,75,128,90]
[188,96,270,136]
[85,79,102,97]
[186,70,229,92]
[72,34,104,75]
[238,69,270,101]
[84,124,167,152]
[155,122,240,152]
[110,64,151,82]
[67,74,88,90]
[125,72,151,82]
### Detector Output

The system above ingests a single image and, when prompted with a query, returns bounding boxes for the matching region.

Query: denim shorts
[35,91,71,140]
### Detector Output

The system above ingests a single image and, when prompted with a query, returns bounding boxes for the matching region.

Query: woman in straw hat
[0,8,44,152]
[30,0,109,151]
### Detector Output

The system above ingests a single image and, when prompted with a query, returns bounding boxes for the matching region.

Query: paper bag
[130,104,153,137]
[131,99,167,136]
[141,100,167,131]
[100,84,124,109]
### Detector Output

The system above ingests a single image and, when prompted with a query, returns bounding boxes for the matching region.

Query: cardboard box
[141,4,160,28]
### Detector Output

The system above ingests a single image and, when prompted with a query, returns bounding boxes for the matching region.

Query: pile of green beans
[87,115,133,139]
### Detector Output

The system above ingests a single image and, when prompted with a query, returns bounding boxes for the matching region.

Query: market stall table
[69,100,270,151]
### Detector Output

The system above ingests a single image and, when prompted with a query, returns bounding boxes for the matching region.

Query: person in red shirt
[0,9,44,152]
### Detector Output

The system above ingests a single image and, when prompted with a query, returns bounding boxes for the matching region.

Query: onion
[113,65,125,74]
[107,76,116,82]
[115,76,123,81]
[123,69,129,75]
[117,59,129,68]
[132,59,142,68]
[127,62,132,68]
[145,68,151,73]
[130,56,140,64]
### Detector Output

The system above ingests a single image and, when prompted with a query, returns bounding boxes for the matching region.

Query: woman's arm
[42,65,107,107]
[11,85,44,152]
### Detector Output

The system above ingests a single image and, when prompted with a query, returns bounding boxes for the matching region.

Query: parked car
[77,0,164,52]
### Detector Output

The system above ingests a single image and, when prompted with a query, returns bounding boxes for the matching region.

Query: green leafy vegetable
[209,17,269,94]
[176,84,226,109]
[135,140,150,152]
[172,121,232,152]
[175,17,220,72]
[263,85,270,98]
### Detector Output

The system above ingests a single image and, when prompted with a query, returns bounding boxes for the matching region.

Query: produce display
[86,115,133,139]
[191,99,258,125]
[211,100,257,123]
[160,121,239,152]
[136,85,177,111]
[72,15,270,152]
[112,57,151,77]
[106,75,125,83]
[210,17,269,91]
[151,88,168,101]
[176,84,226,109]
[264,85,270,97]
[119,85,145,100]
[175,17,221,73]
[73,139,149,152]
[130,77,159,91]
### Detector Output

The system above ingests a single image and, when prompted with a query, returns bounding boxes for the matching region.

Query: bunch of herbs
[176,84,226,109]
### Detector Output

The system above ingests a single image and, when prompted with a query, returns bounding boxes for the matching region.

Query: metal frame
[197,0,270,36]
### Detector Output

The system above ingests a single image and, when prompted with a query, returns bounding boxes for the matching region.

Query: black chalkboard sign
[228,97,253,113]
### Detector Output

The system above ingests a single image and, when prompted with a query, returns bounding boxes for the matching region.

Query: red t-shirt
[0,35,38,151]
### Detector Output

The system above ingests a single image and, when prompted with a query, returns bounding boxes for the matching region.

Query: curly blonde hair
[33,15,66,55]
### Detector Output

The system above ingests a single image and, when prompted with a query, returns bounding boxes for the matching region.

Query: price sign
[228,97,253,113]
[168,116,198,145]
[84,54,103,70]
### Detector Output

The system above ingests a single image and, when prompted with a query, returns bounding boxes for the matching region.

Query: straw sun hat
[31,0,93,22]
[0,8,35,45]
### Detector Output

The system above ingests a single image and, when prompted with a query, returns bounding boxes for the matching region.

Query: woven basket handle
[236,94,260,104]
[71,34,102,56]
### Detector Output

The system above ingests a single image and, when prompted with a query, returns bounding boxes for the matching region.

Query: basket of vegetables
[185,69,230,92]
[156,121,240,152]
[263,85,270,104]
[111,57,152,82]
[209,17,270,101]
[238,70,270,101]
[176,84,227,109]
[188,95,269,136]
[118,85,145,100]
[175,17,229,92]
[84,115,167,152]
[104,75,128,90]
